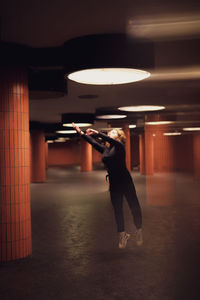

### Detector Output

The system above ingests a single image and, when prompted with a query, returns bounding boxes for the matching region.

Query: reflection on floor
[0,167,200,300]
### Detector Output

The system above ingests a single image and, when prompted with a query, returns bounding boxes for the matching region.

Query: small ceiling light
[118,105,165,112]
[96,114,127,120]
[183,127,200,131]
[68,68,150,85]
[62,113,94,128]
[163,132,182,136]
[145,121,174,125]
[55,139,66,143]
[129,124,137,128]
[100,127,122,131]
[56,137,70,141]
[63,123,92,127]
[56,130,77,134]
[47,140,54,143]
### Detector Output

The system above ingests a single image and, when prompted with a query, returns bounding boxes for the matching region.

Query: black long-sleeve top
[81,132,132,186]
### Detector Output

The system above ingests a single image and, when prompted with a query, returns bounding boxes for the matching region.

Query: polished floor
[0,167,200,300]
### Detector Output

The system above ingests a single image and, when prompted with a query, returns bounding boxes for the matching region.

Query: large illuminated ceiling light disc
[68,68,150,85]
[64,33,154,85]
[118,105,165,112]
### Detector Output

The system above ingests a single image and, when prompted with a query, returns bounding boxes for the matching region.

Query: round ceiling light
[129,124,137,128]
[163,132,182,136]
[68,68,150,85]
[99,127,123,131]
[63,123,92,127]
[61,113,94,128]
[118,105,165,112]
[145,121,174,125]
[56,130,77,134]
[183,127,200,131]
[96,114,127,120]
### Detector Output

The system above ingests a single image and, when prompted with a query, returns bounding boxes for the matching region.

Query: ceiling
[1,0,200,132]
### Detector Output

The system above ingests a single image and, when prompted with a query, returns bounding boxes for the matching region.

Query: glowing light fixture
[129,124,136,128]
[63,123,92,127]
[68,68,150,85]
[118,105,165,112]
[100,127,122,131]
[54,137,70,142]
[145,121,174,125]
[47,140,54,143]
[183,127,200,131]
[55,139,66,142]
[62,113,94,129]
[96,114,127,120]
[64,34,154,86]
[163,132,182,136]
[56,130,77,134]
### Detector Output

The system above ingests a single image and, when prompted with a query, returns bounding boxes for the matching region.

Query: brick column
[144,115,176,206]
[193,133,200,179]
[0,67,32,262]
[144,125,154,175]
[153,125,176,173]
[30,130,46,182]
[45,142,48,170]
[139,133,145,175]
[80,138,92,171]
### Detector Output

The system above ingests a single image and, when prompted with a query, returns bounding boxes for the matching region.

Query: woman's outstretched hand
[72,122,82,134]
[86,128,99,136]
[72,123,99,136]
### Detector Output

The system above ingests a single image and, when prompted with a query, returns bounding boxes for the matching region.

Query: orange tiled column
[0,67,32,262]
[139,133,145,175]
[144,117,176,206]
[123,124,131,172]
[144,125,154,175]
[30,130,46,182]
[193,133,200,179]
[153,125,176,173]
[45,142,48,169]
[80,138,92,171]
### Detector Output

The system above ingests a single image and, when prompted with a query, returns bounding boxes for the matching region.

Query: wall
[48,139,101,166]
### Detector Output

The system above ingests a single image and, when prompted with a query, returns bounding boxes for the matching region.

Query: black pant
[110,181,142,232]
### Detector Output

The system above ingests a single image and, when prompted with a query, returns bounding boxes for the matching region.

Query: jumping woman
[72,122,143,249]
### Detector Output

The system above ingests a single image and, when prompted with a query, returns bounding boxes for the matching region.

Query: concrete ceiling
[1,0,200,129]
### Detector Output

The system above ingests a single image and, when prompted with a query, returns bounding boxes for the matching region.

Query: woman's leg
[123,182,142,230]
[110,188,124,232]
[110,188,131,248]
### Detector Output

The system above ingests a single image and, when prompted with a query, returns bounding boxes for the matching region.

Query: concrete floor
[0,167,200,300]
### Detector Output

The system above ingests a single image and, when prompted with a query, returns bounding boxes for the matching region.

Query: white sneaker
[119,232,131,249]
[135,228,143,246]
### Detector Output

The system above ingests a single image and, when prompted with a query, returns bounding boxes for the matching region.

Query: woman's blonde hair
[108,129,126,144]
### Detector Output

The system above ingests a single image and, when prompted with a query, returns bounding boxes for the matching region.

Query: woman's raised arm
[72,123,105,153]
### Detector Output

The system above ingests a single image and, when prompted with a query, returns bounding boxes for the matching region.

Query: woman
[72,122,143,249]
